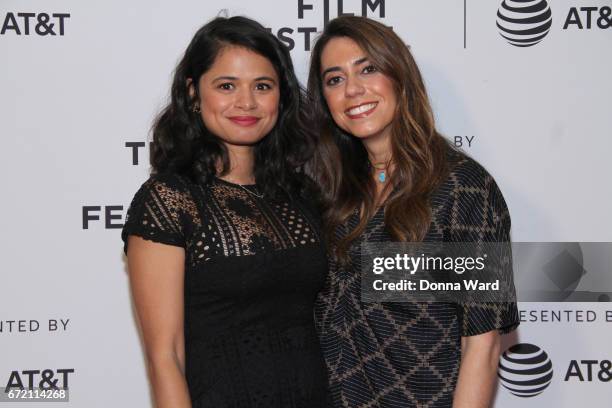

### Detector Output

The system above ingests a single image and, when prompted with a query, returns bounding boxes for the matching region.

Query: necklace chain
[372,160,392,183]
[372,162,388,169]
[237,184,264,199]
[218,177,264,198]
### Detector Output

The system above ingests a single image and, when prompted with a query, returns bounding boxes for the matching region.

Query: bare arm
[452,330,501,408]
[127,236,191,408]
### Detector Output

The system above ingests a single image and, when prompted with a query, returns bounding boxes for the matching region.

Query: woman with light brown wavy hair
[308,16,519,408]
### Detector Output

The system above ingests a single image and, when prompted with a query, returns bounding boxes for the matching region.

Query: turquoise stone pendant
[378,171,386,183]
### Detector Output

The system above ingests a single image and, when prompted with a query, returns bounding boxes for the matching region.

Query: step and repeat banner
[1,0,610,406]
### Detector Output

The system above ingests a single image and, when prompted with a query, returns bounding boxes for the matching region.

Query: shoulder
[134,173,198,208]
[126,173,201,228]
[431,148,506,205]
[122,173,202,252]
[430,149,511,232]
[138,172,191,195]
[445,149,496,191]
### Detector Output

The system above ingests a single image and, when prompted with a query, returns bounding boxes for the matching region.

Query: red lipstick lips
[229,116,260,126]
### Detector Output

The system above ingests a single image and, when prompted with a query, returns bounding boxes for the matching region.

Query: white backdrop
[1,0,610,406]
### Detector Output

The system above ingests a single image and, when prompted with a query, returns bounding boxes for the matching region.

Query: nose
[344,75,365,98]
[236,88,257,110]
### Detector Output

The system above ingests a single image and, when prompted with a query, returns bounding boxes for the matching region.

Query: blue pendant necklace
[372,160,391,183]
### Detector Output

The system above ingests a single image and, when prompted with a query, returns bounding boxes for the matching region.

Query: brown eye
[218,83,234,90]
[255,82,273,91]
[325,76,343,87]
[362,65,377,74]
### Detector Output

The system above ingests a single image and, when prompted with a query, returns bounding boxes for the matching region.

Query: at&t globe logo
[497,0,552,47]
[498,343,553,397]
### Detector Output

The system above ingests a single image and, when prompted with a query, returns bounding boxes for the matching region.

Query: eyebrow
[321,57,369,77]
[212,75,277,83]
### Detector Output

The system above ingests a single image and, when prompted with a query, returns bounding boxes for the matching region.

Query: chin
[233,137,267,146]
[228,128,266,140]
[348,128,382,140]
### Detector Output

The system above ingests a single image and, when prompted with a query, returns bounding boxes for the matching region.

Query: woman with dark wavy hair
[122,16,328,407]
[308,16,519,407]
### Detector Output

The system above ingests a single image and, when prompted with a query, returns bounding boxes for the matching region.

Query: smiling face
[195,46,280,147]
[320,37,397,143]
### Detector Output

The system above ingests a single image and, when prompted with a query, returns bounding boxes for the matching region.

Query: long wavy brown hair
[307,16,451,261]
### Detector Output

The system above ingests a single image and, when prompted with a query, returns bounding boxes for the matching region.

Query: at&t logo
[498,343,553,397]
[1,12,70,36]
[496,0,552,47]
[5,369,74,391]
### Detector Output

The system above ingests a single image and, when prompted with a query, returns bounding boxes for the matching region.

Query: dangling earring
[192,103,201,113]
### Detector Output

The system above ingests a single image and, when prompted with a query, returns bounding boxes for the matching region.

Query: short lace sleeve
[446,158,520,336]
[121,175,199,254]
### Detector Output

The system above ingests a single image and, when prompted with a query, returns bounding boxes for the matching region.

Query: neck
[361,129,394,203]
[362,129,392,167]
[218,144,256,185]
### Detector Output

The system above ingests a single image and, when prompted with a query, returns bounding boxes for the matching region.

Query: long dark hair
[307,16,451,260]
[151,16,311,198]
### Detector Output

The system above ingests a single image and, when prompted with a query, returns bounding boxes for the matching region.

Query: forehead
[320,37,367,71]
[206,46,278,77]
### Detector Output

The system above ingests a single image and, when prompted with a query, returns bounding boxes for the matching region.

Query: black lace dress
[122,174,329,407]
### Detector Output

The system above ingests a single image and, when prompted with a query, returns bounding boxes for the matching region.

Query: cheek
[382,91,397,117]
[323,92,345,118]
[379,81,398,111]
[199,110,219,133]
[200,92,231,114]
[198,95,228,131]
[262,93,280,118]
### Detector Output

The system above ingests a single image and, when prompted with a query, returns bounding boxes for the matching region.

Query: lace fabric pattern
[122,174,330,407]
